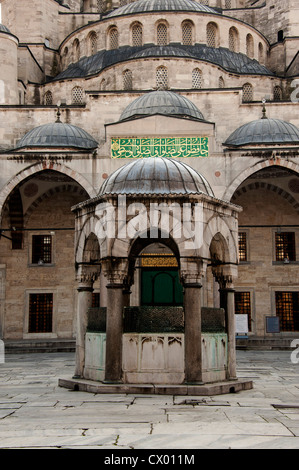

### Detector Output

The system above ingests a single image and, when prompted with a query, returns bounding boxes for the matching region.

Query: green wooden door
[141,269,183,306]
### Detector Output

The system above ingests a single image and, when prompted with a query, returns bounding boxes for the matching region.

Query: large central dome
[99,157,214,197]
[119,91,204,122]
[106,0,217,17]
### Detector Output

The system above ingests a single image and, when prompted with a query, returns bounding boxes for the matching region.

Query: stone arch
[203,215,238,265]
[0,162,96,225]
[24,184,88,225]
[231,181,299,215]
[223,160,299,202]
[75,216,100,265]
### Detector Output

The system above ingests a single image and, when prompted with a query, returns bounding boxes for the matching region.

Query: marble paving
[0,350,298,449]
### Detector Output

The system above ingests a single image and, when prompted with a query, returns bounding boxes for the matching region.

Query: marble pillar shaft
[184,283,203,384]
[74,281,93,378]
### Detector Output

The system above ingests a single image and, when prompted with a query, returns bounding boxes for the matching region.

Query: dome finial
[262,98,267,119]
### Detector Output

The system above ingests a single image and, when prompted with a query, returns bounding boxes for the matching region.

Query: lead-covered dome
[99,157,214,197]
[106,0,217,18]
[15,122,98,150]
[224,118,299,147]
[119,91,205,122]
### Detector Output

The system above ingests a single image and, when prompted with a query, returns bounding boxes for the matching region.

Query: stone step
[236,337,295,350]
[3,339,76,354]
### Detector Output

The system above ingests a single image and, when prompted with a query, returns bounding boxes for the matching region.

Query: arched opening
[231,166,299,335]
[0,169,90,340]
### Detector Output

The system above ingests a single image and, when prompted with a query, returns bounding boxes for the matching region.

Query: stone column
[184,282,203,383]
[100,269,108,307]
[104,282,124,383]
[218,275,237,381]
[74,279,94,378]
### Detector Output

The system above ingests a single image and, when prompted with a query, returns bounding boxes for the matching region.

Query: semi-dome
[119,90,204,121]
[15,121,98,150]
[99,157,214,197]
[106,0,217,17]
[224,118,299,147]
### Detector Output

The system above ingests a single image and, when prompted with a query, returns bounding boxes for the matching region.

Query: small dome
[120,91,204,122]
[16,122,98,150]
[106,0,217,17]
[99,157,214,197]
[0,24,11,34]
[224,118,299,147]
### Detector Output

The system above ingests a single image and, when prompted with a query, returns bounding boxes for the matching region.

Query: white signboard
[235,314,249,335]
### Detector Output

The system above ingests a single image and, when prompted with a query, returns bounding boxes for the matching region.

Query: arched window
[157,23,168,46]
[219,76,225,88]
[246,34,254,59]
[273,85,282,101]
[156,66,168,89]
[88,31,97,55]
[63,46,69,68]
[44,90,53,105]
[108,27,119,50]
[100,78,106,90]
[132,23,143,47]
[73,38,80,63]
[123,69,133,90]
[192,68,202,89]
[229,27,239,53]
[242,83,253,102]
[182,20,193,46]
[206,22,218,48]
[72,86,84,104]
[258,42,264,64]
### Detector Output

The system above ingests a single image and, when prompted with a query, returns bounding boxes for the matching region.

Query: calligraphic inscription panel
[111,137,209,158]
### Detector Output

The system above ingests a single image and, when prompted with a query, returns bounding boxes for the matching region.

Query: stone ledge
[58,377,253,396]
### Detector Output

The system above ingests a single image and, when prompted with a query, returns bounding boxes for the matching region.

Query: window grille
[29,293,53,333]
[235,292,251,331]
[32,235,52,264]
[72,86,84,104]
[123,69,133,90]
[156,66,168,89]
[242,83,253,102]
[229,27,238,52]
[97,0,104,12]
[89,32,97,55]
[206,22,217,48]
[109,27,119,50]
[275,292,299,332]
[132,23,143,47]
[219,76,225,88]
[120,0,129,5]
[192,68,202,89]
[157,23,168,46]
[225,0,232,8]
[182,21,193,46]
[238,232,247,262]
[201,0,209,4]
[246,34,254,58]
[275,232,296,261]
[44,91,53,105]
[273,85,282,101]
